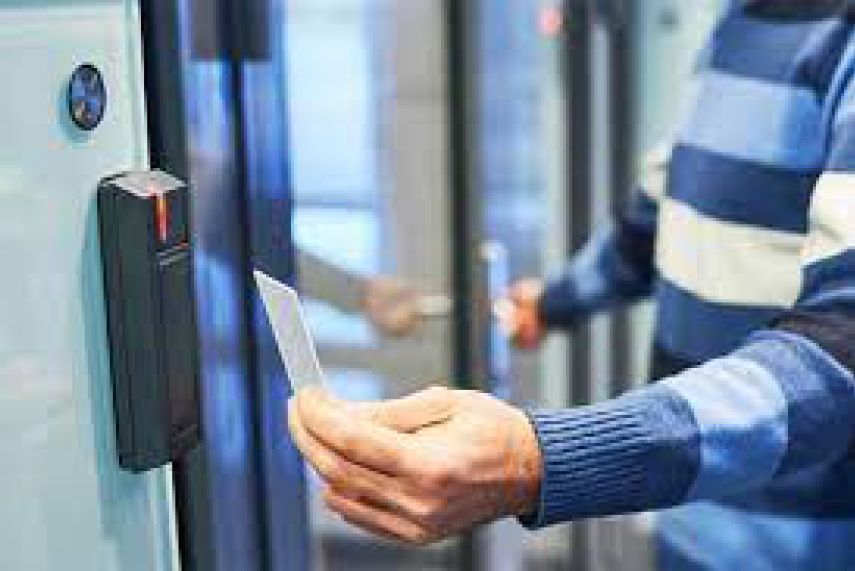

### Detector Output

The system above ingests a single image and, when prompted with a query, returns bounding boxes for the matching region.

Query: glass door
[285,0,458,568]
[448,0,572,569]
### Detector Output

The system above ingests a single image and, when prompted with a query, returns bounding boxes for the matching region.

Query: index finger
[294,388,415,476]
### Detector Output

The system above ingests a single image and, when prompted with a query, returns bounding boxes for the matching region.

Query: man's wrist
[537,278,580,330]
[519,387,699,528]
[508,409,543,517]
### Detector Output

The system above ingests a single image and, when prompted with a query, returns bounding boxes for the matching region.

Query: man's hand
[363,277,421,336]
[288,386,542,545]
[495,278,546,350]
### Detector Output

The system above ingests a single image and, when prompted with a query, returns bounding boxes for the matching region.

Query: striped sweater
[526,1,855,566]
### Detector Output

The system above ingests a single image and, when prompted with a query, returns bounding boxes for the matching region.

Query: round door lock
[67,64,107,131]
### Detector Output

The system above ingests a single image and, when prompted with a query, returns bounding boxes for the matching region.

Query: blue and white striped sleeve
[522,88,855,530]
[539,149,667,328]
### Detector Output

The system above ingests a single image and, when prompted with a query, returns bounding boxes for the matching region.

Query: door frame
[139,1,311,569]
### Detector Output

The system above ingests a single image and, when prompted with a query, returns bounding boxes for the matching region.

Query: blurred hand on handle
[288,386,542,546]
[494,278,546,350]
[364,274,548,349]
[363,277,453,337]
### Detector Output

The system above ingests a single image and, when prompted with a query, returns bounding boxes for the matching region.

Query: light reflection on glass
[301,299,373,347]
[293,207,380,275]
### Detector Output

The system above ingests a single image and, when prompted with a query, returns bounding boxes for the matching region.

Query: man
[289,1,855,568]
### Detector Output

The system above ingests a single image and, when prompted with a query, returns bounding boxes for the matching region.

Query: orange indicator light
[155,194,169,243]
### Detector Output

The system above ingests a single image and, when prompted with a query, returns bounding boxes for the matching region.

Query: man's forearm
[523,328,855,527]
[540,192,659,329]
[296,248,366,314]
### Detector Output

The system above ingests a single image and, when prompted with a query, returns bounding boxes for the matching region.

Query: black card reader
[98,171,201,472]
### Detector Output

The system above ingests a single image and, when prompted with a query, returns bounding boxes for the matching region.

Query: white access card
[254,269,326,392]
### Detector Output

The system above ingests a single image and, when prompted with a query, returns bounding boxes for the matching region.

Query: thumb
[356,386,456,433]
[509,279,543,304]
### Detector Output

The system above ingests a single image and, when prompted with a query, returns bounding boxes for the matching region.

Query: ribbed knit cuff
[520,388,700,529]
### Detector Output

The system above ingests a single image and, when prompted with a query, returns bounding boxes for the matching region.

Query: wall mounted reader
[98,171,201,472]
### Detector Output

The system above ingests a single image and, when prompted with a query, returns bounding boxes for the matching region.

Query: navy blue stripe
[707,13,846,92]
[791,20,854,95]
[539,276,582,329]
[650,344,698,382]
[800,250,855,307]
[723,456,855,518]
[668,145,816,233]
[743,0,855,22]
[654,279,784,362]
[775,310,855,373]
[621,190,659,233]
[614,192,658,288]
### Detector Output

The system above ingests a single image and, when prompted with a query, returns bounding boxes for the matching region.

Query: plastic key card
[254,269,326,392]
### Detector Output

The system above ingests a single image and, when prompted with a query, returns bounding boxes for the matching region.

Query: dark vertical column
[444,0,487,569]
[139,6,212,570]
[445,0,486,394]
[228,0,313,569]
[559,1,637,566]
[562,0,594,415]
[561,1,593,569]
[138,4,216,571]
[139,1,189,180]
[604,0,635,396]
[140,2,215,570]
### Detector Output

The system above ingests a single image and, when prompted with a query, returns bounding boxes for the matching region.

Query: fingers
[324,483,496,545]
[354,386,455,433]
[294,388,414,475]
[324,489,437,546]
[492,298,518,337]
[290,401,384,489]
[288,387,532,545]
[364,277,421,336]
[291,403,426,516]
[509,278,543,304]
[513,284,545,350]
[301,386,455,433]
[494,279,546,350]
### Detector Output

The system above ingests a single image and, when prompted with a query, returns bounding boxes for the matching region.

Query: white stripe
[639,144,671,202]
[662,356,789,499]
[656,199,803,307]
[802,172,855,265]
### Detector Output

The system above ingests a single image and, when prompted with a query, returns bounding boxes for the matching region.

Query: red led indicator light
[155,194,169,243]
